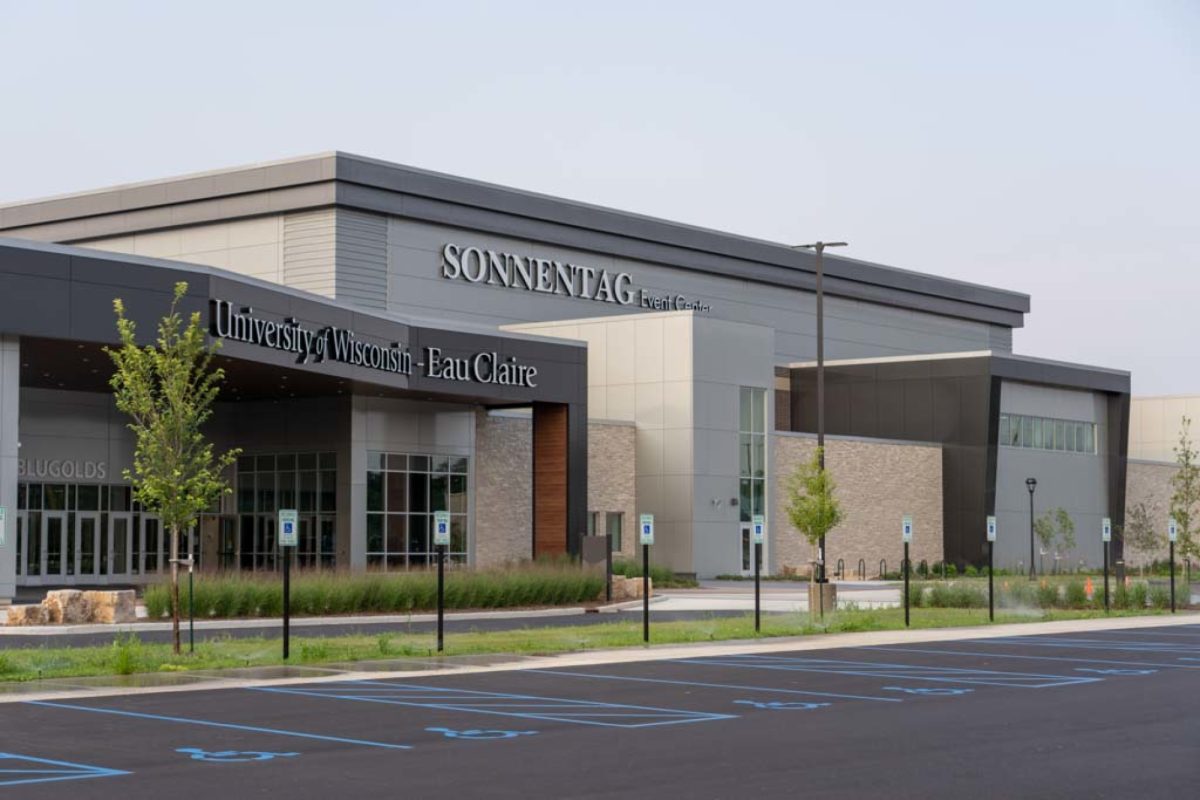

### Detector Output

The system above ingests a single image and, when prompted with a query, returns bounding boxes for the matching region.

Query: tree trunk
[170,523,181,656]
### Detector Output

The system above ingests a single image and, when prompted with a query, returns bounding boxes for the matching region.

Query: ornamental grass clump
[145,563,605,619]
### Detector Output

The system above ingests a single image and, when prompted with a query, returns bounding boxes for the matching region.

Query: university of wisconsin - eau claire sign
[438,242,713,313]
[209,300,540,388]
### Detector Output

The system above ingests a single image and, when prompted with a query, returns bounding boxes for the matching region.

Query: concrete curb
[0,606,592,637]
[2,610,1196,705]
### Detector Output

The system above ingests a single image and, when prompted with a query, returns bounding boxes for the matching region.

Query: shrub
[1035,582,1059,608]
[998,581,1037,609]
[611,559,695,588]
[1149,583,1171,610]
[963,564,978,578]
[926,582,986,608]
[945,563,958,578]
[144,564,606,619]
[1064,580,1088,608]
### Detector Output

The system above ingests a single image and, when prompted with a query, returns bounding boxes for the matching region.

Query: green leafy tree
[105,282,239,655]
[1054,507,1076,553]
[784,447,843,615]
[1122,502,1159,557]
[1170,416,1200,564]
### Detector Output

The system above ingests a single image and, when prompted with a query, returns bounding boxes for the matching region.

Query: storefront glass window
[366,451,469,567]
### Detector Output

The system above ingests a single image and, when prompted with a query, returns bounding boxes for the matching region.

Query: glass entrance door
[110,513,132,577]
[76,512,100,579]
[44,512,67,578]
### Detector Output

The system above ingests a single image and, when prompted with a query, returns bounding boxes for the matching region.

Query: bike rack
[857,559,866,580]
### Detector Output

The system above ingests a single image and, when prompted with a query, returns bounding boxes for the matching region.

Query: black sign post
[188,557,195,654]
[1170,540,1176,613]
[1103,539,1110,613]
[639,514,654,644]
[988,542,995,622]
[755,542,762,633]
[903,542,910,628]
[282,545,291,660]
[279,509,298,661]
[642,543,650,643]
[437,544,446,653]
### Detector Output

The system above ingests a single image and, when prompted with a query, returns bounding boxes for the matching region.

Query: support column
[0,336,19,602]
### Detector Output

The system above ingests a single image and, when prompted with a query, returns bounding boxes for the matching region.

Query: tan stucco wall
[772,434,944,577]
[1124,460,1179,566]
[1130,397,1200,463]
[473,411,532,568]
[587,420,637,560]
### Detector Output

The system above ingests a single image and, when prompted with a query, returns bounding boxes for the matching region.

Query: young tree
[105,282,239,655]
[784,447,843,616]
[1170,416,1200,565]
[1034,511,1056,557]
[1034,508,1076,573]
[1122,502,1159,558]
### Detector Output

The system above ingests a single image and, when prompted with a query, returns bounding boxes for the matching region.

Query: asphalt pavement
[3,620,1198,798]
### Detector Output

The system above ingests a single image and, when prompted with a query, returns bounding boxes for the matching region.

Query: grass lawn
[0,606,1177,684]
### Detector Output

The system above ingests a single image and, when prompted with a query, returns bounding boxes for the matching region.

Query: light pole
[1025,477,1037,580]
[796,240,847,585]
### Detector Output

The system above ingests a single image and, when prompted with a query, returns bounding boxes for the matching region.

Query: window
[999,414,1097,455]
[739,387,767,522]
[606,512,623,552]
[367,451,469,568]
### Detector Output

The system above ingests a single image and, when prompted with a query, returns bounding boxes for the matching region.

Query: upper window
[998,414,1097,455]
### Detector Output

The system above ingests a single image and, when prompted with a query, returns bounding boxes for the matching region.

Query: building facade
[0,152,1132,593]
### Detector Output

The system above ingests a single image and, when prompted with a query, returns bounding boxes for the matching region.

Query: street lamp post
[796,240,847,585]
[1025,477,1038,580]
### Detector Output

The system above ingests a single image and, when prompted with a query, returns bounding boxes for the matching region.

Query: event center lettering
[439,243,711,312]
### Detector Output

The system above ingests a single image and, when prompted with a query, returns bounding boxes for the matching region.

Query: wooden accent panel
[533,403,569,557]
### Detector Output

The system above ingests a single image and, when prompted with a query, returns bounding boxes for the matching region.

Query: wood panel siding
[533,403,569,557]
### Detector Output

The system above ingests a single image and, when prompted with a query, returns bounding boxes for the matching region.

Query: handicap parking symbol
[883,686,974,696]
[733,700,831,710]
[176,748,299,763]
[1075,668,1157,676]
[426,728,538,740]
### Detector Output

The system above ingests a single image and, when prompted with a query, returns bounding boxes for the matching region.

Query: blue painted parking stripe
[525,669,903,703]
[255,681,736,728]
[983,637,1200,654]
[27,701,412,750]
[678,654,1099,688]
[0,753,128,788]
[867,645,1200,670]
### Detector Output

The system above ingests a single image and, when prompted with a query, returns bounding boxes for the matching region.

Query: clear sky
[2,1,1196,394]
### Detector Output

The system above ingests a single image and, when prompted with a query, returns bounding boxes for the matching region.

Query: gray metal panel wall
[334,210,387,310]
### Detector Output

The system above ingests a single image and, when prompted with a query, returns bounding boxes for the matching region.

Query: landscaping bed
[143,564,606,619]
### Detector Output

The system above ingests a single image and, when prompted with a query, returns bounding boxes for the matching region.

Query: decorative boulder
[6,604,49,626]
[83,590,137,624]
[42,589,92,624]
[611,575,652,602]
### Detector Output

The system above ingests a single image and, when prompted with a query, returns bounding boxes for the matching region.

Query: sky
[1,1,1196,394]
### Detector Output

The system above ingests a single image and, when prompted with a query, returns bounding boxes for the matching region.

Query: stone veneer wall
[772,433,944,577]
[1124,460,1179,566]
[474,413,637,567]
[474,411,533,568]
[588,420,637,560]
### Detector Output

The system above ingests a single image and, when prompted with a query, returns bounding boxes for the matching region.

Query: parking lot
[3,621,1198,798]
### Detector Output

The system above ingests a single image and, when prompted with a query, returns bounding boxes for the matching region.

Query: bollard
[836,559,845,580]
[857,559,866,580]
[879,559,887,579]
